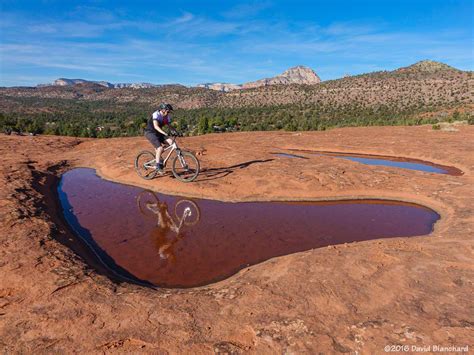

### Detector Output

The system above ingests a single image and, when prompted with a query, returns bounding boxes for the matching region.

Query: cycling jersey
[145,110,171,133]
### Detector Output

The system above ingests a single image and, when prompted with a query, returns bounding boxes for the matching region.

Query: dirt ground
[0,125,473,353]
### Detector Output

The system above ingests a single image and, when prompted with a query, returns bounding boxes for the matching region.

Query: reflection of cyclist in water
[146,201,184,262]
[136,190,201,263]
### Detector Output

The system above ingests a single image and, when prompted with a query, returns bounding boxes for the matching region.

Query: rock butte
[0,125,473,353]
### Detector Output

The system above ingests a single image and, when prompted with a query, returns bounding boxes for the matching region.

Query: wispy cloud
[222,1,272,19]
[241,22,473,66]
[173,12,194,24]
[1,3,472,86]
[322,22,375,36]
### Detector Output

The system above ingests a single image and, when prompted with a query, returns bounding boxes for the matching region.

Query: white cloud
[222,1,272,19]
[1,8,472,86]
[173,12,194,24]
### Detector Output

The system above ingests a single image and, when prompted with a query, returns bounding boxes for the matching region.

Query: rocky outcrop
[53,78,93,86]
[198,66,321,91]
[45,79,158,89]
[113,83,157,89]
[242,66,321,89]
[196,83,243,92]
[50,78,114,88]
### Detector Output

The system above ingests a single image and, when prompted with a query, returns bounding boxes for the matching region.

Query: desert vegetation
[1,61,472,137]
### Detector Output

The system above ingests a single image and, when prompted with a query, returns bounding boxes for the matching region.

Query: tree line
[0,96,472,138]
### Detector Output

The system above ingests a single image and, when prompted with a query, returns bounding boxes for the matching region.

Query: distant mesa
[197,65,321,92]
[36,61,463,91]
[242,65,321,89]
[40,78,162,89]
[51,78,113,88]
[196,83,243,92]
[40,65,321,91]
[113,82,158,89]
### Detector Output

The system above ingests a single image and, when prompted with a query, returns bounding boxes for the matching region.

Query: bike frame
[144,137,181,169]
[146,200,193,234]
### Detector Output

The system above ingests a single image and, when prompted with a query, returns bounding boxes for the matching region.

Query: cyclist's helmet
[159,103,173,112]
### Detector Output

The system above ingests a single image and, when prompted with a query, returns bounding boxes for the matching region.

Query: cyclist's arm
[153,120,168,136]
[169,126,179,136]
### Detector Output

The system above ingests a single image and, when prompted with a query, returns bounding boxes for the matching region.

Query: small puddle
[58,168,440,288]
[271,152,309,159]
[289,150,463,175]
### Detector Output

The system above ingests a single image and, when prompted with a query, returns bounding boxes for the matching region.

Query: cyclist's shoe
[155,163,164,175]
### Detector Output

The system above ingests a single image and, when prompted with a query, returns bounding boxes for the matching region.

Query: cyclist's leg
[156,134,168,169]
[145,132,161,151]
[145,132,164,168]
[156,146,164,168]
[165,137,174,146]
[145,132,163,169]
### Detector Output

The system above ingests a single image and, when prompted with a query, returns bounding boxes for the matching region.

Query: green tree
[198,116,209,134]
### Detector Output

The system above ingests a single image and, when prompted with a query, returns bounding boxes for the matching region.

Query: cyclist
[144,103,175,173]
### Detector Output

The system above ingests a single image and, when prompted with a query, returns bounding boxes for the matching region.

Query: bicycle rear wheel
[136,190,159,218]
[172,151,200,182]
[135,151,158,180]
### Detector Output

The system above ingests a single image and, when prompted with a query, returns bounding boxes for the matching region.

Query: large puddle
[58,168,440,288]
[287,150,463,175]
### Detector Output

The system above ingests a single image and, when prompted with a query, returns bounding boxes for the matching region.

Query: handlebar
[169,130,183,137]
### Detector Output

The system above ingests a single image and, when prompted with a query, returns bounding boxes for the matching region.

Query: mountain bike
[136,190,201,229]
[134,133,200,182]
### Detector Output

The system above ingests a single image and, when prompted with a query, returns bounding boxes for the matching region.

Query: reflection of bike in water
[136,190,201,262]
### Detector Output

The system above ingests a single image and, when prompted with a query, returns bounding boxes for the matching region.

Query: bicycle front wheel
[172,151,200,182]
[135,151,157,180]
[174,199,201,226]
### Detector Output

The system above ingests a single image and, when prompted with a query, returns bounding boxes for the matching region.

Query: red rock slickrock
[0,126,473,353]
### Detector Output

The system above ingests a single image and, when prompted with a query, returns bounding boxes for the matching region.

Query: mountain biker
[144,103,175,173]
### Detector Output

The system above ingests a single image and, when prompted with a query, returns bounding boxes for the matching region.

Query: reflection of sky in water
[339,156,448,174]
[272,153,308,159]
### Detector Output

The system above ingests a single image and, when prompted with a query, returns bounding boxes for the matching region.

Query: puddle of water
[289,150,462,175]
[58,168,440,288]
[271,152,309,159]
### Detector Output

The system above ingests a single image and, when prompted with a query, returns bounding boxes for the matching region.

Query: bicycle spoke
[135,151,158,180]
[171,151,199,182]
[144,169,154,177]
[174,199,201,225]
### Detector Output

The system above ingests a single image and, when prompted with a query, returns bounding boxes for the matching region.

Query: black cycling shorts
[145,131,166,148]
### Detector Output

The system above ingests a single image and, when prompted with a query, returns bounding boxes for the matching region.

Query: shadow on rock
[197,159,275,181]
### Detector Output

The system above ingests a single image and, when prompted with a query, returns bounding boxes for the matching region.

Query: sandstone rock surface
[0,126,473,353]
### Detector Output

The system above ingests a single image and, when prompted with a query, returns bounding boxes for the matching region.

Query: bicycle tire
[174,199,201,226]
[171,151,200,182]
[136,190,159,218]
[135,151,158,180]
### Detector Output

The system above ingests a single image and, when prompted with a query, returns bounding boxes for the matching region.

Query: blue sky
[1,0,473,86]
